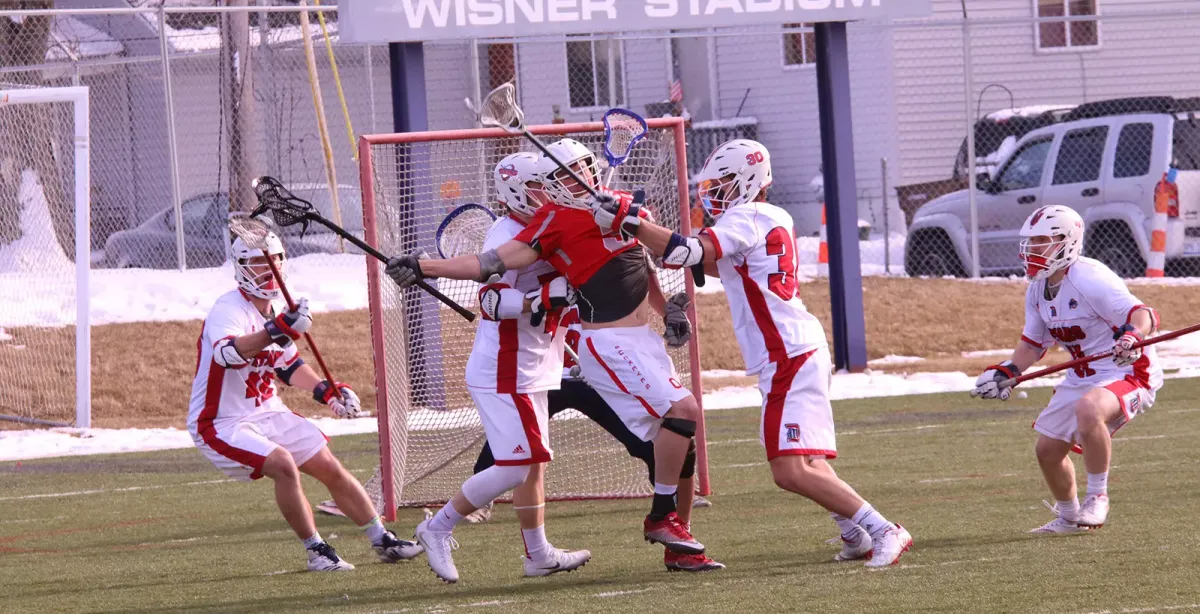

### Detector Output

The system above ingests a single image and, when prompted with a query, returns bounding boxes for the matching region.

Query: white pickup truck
[904,96,1200,278]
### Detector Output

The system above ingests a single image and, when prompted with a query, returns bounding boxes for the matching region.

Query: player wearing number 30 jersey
[971,205,1162,534]
[599,138,913,568]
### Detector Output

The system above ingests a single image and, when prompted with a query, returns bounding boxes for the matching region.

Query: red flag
[669,79,683,103]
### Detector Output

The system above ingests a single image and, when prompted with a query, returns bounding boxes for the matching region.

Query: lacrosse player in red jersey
[386,138,722,573]
[188,231,422,572]
[971,205,1162,534]
[594,139,913,567]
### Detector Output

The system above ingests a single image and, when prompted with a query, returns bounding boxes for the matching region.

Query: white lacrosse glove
[526,277,577,327]
[1112,324,1144,368]
[264,297,312,348]
[314,380,365,419]
[971,360,1021,401]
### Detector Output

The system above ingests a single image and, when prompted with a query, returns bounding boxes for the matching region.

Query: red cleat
[665,550,726,572]
[644,512,704,554]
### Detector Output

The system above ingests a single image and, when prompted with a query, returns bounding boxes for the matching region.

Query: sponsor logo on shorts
[1129,395,1141,412]
[512,444,526,455]
[785,423,800,443]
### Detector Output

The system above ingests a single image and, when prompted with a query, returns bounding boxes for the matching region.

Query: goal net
[0,86,91,428]
[359,118,706,519]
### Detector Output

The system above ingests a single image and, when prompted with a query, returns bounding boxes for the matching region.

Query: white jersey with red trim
[702,202,828,375]
[1021,257,1162,390]
[465,215,567,393]
[188,290,300,436]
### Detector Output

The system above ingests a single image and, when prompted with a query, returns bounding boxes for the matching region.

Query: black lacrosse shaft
[302,212,477,323]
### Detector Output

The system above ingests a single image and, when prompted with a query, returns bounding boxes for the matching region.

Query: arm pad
[212,337,249,369]
[274,358,306,385]
[477,249,507,282]
[661,232,705,269]
[478,285,526,321]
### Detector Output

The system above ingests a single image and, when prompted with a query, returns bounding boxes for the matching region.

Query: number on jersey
[765,226,797,301]
[1065,344,1097,378]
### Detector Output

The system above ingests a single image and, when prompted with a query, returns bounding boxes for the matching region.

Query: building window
[782,23,816,67]
[566,37,624,110]
[1037,0,1099,49]
[480,42,516,93]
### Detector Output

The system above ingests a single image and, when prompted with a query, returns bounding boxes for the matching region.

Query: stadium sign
[340,0,931,43]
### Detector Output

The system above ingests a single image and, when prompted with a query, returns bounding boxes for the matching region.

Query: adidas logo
[513,444,526,455]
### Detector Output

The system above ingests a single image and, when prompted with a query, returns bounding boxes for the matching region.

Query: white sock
[1086,472,1108,498]
[522,525,551,561]
[1057,498,1080,521]
[360,515,388,545]
[831,512,861,538]
[301,532,324,549]
[851,503,896,540]
[653,482,678,496]
[428,503,465,533]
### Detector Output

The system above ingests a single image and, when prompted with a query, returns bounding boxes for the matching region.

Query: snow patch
[868,355,926,366]
[0,170,72,276]
[961,349,1012,358]
[0,328,11,342]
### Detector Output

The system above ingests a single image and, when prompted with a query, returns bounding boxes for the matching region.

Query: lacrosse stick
[1000,322,1200,388]
[465,82,600,201]
[250,176,477,322]
[601,108,649,189]
[228,213,342,401]
[436,204,497,259]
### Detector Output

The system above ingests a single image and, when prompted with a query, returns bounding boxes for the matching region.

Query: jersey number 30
[765,226,797,301]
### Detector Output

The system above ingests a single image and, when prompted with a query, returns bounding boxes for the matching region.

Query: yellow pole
[298,0,344,252]
[314,0,358,161]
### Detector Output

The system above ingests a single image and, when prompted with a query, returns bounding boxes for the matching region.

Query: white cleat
[1029,501,1088,534]
[523,547,592,577]
[465,501,494,524]
[1077,494,1109,528]
[863,525,913,568]
[414,519,460,583]
[833,527,874,562]
[306,542,355,571]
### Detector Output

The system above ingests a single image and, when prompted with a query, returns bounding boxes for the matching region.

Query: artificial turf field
[5,380,1200,613]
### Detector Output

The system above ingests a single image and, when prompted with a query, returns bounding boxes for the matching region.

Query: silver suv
[905,96,1200,278]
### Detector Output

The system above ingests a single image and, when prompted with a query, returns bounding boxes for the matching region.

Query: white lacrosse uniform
[465,215,566,465]
[702,202,835,459]
[1021,257,1163,447]
[188,290,328,482]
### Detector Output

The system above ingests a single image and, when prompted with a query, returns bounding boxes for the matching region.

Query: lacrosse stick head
[228,212,287,300]
[602,108,649,170]
[251,175,315,237]
[466,81,525,133]
[435,204,498,259]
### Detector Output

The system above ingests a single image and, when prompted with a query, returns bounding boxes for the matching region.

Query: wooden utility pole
[221,0,257,212]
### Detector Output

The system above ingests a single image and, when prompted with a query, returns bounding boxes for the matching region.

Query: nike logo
[535,562,562,571]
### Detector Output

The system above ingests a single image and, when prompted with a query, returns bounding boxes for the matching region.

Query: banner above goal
[340,0,932,43]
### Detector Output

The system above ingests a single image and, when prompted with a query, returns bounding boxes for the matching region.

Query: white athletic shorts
[470,390,553,465]
[1033,376,1155,449]
[192,410,328,482]
[757,346,838,460]
[579,325,692,442]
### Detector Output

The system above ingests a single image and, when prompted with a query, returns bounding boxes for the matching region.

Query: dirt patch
[4,278,1197,429]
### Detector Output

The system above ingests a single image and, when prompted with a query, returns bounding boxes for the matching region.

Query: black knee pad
[661,417,696,439]
[679,438,697,479]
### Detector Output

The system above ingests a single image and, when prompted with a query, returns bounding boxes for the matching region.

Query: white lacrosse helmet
[540,138,600,210]
[1019,205,1085,281]
[493,152,543,216]
[231,233,286,300]
[694,139,773,220]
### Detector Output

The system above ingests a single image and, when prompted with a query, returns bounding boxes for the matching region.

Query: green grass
[6,381,1200,613]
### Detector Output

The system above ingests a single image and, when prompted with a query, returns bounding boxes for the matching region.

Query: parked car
[103,184,364,269]
[894,104,1076,227]
[905,96,1200,278]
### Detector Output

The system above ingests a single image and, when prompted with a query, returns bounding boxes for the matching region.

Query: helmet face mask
[694,139,772,221]
[541,138,600,209]
[1018,205,1084,281]
[231,233,286,300]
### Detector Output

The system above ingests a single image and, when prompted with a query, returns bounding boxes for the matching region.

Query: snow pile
[0,170,72,276]
[867,355,926,367]
[145,13,340,53]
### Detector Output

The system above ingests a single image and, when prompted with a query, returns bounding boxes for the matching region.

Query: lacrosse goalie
[187,224,422,572]
[385,138,718,573]
[594,139,914,567]
[971,205,1163,533]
